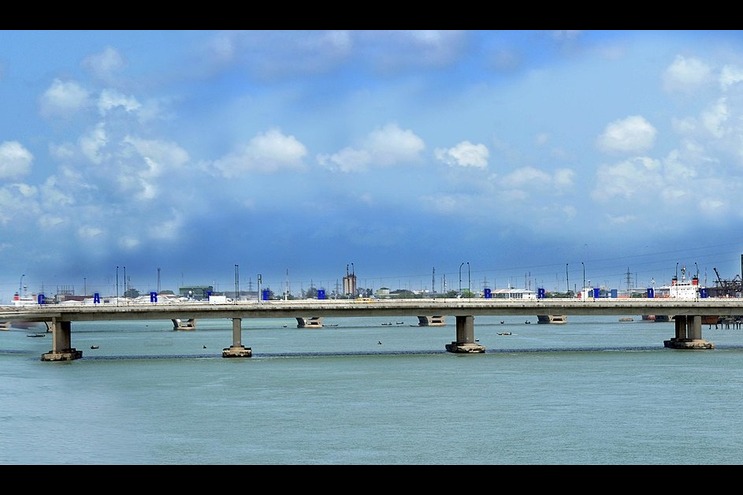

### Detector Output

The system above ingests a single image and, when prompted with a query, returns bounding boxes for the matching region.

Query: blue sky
[3,30,743,300]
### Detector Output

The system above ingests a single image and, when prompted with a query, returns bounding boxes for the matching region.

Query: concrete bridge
[2,297,742,361]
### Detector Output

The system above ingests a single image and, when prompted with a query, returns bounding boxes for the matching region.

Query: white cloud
[318,123,424,172]
[124,137,190,177]
[700,97,729,139]
[364,123,425,165]
[213,128,308,177]
[591,156,663,202]
[119,236,140,250]
[77,225,104,239]
[0,141,33,179]
[82,46,126,83]
[500,166,551,188]
[720,64,743,91]
[554,168,575,188]
[79,123,109,165]
[434,141,489,169]
[317,147,371,173]
[39,78,91,119]
[662,55,713,94]
[98,89,142,116]
[596,115,657,154]
[148,211,184,241]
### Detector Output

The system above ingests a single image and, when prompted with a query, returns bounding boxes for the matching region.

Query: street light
[676,262,679,281]
[695,262,699,278]
[467,262,471,297]
[581,262,586,291]
[565,264,569,297]
[19,274,25,296]
[459,262,465,295]
[234,264,239,303]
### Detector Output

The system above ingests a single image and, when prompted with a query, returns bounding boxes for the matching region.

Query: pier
[2,297,743,361]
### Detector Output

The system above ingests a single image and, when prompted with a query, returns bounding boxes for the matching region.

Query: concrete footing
[445,341,486,353]
[296,317,323,328]
[41,348,83,361]
[418,316,446,326]
[172,318,196,330]
[222,345,252,358]
[663,338,715,349]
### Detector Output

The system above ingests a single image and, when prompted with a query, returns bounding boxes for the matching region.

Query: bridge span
[2,297,741,361]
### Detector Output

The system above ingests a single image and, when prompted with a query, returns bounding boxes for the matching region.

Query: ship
[642,265,708,323]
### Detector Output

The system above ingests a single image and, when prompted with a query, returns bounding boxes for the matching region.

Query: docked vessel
[1,291,45,330]
[642,266,707,322]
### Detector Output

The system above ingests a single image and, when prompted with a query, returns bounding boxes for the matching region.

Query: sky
[3,29,743,300]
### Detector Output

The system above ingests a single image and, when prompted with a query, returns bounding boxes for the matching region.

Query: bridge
[2,297,742,361]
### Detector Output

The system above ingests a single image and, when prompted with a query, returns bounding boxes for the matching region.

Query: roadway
[2,297,741,360]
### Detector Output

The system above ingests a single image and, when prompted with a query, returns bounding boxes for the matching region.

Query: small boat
[90,345,99,349]
[26,333,46,338]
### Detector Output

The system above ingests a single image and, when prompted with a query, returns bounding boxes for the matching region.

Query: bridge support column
[445,315,485,354]
[222,317,252,358]
[664,315,714,349]
[41,319,82,361]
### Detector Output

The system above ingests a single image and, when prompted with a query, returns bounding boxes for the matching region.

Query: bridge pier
[41,319,82,361]
[445,315,485,353]
[417,315,445,326]
[664,315,715,349]
[172,318,196,330]
[296,316,323,328]
[222,317,252,358]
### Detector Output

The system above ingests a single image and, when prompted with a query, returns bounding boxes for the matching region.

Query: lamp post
[581,262,586,291]
[467,262,471,297]
[234,264,239,303]
[257,274,262,302]
[565,264,569,297]
[19,274,25,296]
[695,262,699,278]
[459,262,465,296]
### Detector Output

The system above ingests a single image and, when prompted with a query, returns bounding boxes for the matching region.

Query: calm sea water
[2,314,743,465]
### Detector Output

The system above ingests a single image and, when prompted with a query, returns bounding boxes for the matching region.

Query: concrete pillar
[53,319,72,353]
[445,315,485,353]
[41,319,82,361]
[232,318,242,347]
[222,317,251,358]
[456,315,475,343]
[674,316,687,339]
[689,315,702,340]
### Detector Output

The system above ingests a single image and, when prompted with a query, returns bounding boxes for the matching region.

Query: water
[2,315,743,465]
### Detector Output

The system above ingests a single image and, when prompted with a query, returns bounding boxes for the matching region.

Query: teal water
[2,315,743,465]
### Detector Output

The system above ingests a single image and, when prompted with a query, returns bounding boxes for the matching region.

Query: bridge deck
[2,297,742,323]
